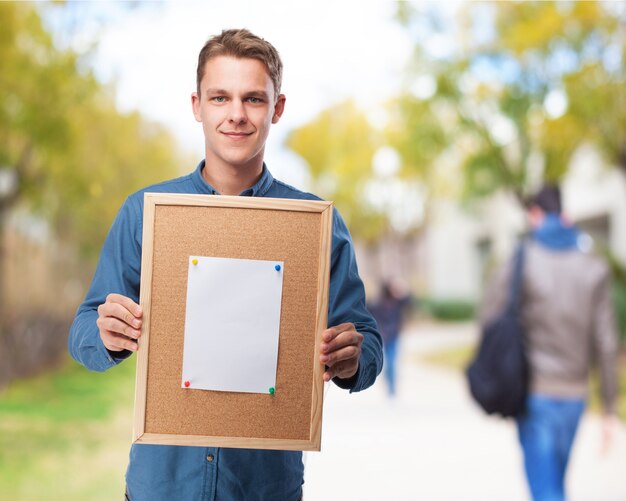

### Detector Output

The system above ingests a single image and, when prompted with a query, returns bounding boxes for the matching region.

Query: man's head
[526,184,562,228]
[528,184,562,214]
[191,29,286,184]
[196,29,283,101]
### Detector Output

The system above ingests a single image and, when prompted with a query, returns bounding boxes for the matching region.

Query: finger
[323,360,358,382]
[320,329,363,355]
[101,330,138,352]
[97,316,141,339]
[322,323,354,343]
[320,344,361,366]
[99,301,142,329]
[106,293,143,318]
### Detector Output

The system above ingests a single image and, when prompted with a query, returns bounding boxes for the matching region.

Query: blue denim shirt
[69,161,383,501]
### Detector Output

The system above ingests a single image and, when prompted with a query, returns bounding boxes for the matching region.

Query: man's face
[528,205,545,229]
[192,56,285,172]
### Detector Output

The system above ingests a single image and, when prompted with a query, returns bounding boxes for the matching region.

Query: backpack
[466,243,529,418]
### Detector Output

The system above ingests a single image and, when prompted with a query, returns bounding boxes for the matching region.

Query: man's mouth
[221,131,253,139]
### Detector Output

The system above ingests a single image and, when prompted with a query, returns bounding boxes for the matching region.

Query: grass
[417,342,626,421]
[0,356,136,501]
[419,344,474,370]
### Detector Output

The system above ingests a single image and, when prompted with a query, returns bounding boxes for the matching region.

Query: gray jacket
[481,240,619,413]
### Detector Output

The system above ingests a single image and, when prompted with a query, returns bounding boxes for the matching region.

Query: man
[480,185,619,501]
[368,279,412,397]
[69,29,382,501]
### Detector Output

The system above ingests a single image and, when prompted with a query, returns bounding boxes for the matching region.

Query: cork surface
[143,204,322,441]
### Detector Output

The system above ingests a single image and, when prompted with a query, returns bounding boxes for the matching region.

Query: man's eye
[212,96,226,103]
[247,97,262,104]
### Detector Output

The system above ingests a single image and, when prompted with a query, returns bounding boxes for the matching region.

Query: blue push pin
[275,264,281,271]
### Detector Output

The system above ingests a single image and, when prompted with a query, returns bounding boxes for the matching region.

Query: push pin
[192,259,198,266]
[274,264,281,271]
[269,387,275,395]
[184,380,191,388]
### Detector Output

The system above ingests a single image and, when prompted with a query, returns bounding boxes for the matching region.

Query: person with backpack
[479,184,620,501]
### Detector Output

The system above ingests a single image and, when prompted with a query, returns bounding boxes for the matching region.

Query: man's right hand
[601,413,619,455]
[96,293,143,352]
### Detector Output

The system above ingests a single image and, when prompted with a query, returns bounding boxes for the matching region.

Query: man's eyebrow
[203,88,270,99]
[204,88,230,95]
[244,90,270,99]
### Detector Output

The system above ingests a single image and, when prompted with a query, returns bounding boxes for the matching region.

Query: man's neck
[201,160,264,196]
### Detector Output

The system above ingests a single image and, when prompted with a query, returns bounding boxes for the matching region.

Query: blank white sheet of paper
[181,256,284,394]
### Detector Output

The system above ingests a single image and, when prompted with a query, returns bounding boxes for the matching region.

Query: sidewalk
[303,321,626,501]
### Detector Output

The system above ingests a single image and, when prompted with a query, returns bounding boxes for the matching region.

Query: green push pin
[269,387,275,395]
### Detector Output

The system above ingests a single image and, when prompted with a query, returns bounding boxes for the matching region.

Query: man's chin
[222,157,263,171]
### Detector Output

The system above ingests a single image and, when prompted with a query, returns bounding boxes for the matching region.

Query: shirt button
[207,454,214,462]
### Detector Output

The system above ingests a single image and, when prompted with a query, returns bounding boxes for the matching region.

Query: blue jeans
[516,394,585,501]
[383,337,398,397]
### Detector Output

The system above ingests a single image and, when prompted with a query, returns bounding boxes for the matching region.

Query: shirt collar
[192,160,274,197]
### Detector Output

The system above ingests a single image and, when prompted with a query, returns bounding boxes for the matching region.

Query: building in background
[425,145,626,305]
[354,144,626,314]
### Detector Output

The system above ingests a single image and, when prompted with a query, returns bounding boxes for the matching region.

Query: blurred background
[1,1,625,500]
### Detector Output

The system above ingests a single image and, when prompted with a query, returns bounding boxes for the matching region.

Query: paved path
[303,321,626,501]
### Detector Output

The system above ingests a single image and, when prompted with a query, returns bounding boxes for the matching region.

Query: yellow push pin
[192,258,198,265]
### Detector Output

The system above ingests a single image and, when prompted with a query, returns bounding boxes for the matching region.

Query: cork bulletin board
[132,193,333,451]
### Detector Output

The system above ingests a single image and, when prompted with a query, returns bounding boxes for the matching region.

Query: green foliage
[605,251,626,344]
[589,353,626,420]
[613,282,626,344]
[0,2,182,260]
[565,63,626,170]
[0,356,133,420]
[288,2,624,241]
[385,93,447,177]
[422,298,476,322]
[395,1,625,204]
[417,343,473,371]
[285,101,388,241]
[0,357,135,500]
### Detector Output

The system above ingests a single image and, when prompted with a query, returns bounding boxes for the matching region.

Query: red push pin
[184,380,190,388]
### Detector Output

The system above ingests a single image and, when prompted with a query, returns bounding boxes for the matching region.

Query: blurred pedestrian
[369,279,412,397]
[480,184,620,501]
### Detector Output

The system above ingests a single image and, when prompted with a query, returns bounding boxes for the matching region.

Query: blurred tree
[287,3,624,239]
[385,92,447,180]
[395,1,625,202]
[0,2,180,360]
[0,2,179,258]
[286,101,388,241]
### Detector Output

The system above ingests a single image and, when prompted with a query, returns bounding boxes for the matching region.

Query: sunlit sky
[46,0,430,187]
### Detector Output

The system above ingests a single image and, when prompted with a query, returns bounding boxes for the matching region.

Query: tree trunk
[0,209,6,333]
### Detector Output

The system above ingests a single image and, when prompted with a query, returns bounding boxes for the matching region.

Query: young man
[480,185,619,501]
[69,29,382,501]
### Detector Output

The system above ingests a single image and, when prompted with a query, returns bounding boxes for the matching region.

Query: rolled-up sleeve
[68,196,143,372]
[327,210,383,392]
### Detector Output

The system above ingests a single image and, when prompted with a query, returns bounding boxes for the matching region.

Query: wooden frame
[132,193,333,451]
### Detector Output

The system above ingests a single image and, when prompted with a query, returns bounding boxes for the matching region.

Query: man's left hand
[319,322,363,382]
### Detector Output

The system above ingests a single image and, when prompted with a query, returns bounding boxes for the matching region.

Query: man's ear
[191,92,202,122]
[272,94,286,124]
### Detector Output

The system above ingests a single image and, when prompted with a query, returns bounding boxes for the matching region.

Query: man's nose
[227,100,247,124]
